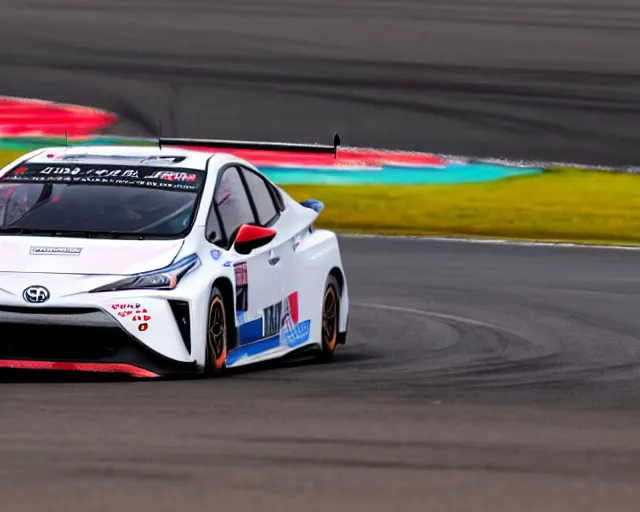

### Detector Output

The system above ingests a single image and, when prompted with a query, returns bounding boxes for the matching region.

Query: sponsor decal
[2,163,205,192]
[234,261,248,312]
[291,227,312,251]
[283,320,311,348]
[235,292,312,351]
[258,291,312,348]
[210,249,222,261]
[223,260,232,267]
[30,246,82,256]
[111,302,151,332]
[38,166,136,177]
[291,234,301,251]
[147,170,197,182]
[282,291,299,325]
[280,291,311,347]
[111,303,141,312]
[263,300,283,338]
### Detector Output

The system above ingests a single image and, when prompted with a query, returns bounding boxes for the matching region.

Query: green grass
[2,149,640,246]
[284,169,640,246]
[0,150,31,168]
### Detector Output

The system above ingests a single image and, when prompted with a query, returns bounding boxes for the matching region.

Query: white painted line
[351,301,496,329]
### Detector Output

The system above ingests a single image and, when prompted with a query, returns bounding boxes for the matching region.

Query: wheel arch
[329,266,345,295]
[328,266,349,341]
[206,276,237,371]
[211,275,237,333]
[211,276,234,307]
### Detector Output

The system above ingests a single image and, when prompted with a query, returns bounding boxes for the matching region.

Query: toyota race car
[0,135,349,378]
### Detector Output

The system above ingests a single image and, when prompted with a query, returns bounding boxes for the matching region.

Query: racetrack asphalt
[4,237,640,512]
[1,0,640,166]
[3,1,640,511]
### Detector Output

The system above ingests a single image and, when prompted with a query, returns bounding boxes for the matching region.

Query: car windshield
[0,162,207,238]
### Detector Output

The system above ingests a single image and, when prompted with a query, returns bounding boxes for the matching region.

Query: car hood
[0,236,185,275]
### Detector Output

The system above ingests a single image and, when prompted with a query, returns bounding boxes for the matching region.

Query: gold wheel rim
[207,296,227,369]
[322,286,338,351]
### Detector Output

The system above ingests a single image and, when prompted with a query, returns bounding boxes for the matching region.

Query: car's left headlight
[90,253,200,293]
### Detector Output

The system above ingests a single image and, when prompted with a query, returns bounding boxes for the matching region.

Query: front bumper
[0,303,200,378]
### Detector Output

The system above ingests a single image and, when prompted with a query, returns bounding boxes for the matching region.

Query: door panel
[230,167,300,357]
[226,230,287,365]
[210,165,283,362]
[234,239,282,342]
[244,168,313,351]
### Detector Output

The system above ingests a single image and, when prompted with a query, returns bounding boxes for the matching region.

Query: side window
[204,201,222,243]
[241,168,278,225]
[214,166,255,242]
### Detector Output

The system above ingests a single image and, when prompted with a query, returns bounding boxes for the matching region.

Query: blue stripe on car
[226,335,280,366]
[238,318,263,345]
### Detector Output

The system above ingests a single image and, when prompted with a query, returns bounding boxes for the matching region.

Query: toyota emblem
[23,285,51,304]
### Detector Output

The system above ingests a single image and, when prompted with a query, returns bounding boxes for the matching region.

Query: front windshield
[0,162,207,237]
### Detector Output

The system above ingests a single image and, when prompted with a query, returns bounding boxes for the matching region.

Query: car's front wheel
[205,286,228,376]
[316,274,340,363]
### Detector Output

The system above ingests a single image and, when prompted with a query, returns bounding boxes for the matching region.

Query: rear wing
[159,133,341,158]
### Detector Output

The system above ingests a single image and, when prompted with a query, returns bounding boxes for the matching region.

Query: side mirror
[300,199,324,213]
[233,224,277,255]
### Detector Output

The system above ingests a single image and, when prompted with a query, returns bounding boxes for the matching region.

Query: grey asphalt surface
[2,0,640,165]
[3,1,640,511]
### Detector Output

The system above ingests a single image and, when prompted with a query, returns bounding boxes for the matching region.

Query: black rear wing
[159,133,341,158]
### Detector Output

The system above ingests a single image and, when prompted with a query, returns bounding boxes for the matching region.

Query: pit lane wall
[0,95,545,183]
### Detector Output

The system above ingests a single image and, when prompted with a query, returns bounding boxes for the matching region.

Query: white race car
[0,135,349,378]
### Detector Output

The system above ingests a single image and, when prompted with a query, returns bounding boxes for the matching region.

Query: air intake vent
[169,301,191,353]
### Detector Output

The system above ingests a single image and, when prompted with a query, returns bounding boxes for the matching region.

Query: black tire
[205,286,229,376]
[316,274,340,363]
